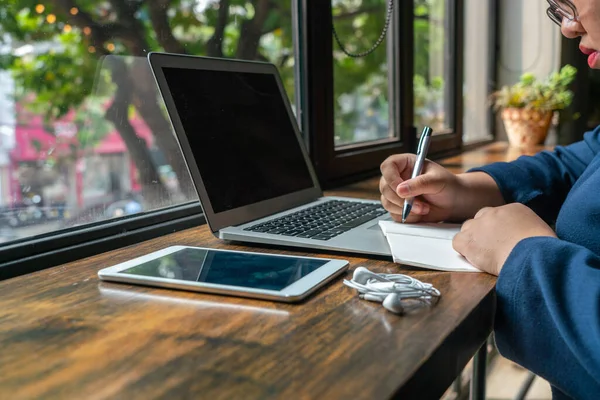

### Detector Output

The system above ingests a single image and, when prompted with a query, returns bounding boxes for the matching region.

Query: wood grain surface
[0,142,542,400]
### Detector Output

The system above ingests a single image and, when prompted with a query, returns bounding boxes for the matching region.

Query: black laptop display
[161,67,313,214]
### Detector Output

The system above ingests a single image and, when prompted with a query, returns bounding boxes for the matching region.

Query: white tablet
[98,246,349,302]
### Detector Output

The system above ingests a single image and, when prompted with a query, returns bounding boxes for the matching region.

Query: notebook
[378,221,481,273]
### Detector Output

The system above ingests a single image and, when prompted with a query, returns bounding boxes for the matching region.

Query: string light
[106,43,115,52]
[70,7,79,15]
[88,45,96,53]
[35,4,45,13]
[83,26,91,35]
[63,24,72,33]
[46,14,56,24]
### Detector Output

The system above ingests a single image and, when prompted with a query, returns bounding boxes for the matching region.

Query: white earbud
[352,266,392,284]
[343,266,441,315]
[382,293,405,314]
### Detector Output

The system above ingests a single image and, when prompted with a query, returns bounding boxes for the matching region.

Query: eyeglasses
[546,0,579,26]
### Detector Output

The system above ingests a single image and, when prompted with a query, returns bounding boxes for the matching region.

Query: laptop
[148,52,392,257]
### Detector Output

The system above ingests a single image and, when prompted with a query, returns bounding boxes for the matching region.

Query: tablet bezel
[97,246,349,302]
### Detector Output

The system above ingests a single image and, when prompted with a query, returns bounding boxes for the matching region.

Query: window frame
[0,203,204,280]
[300,0,414,187]
[301,0,478,186]
[1,0,499,279]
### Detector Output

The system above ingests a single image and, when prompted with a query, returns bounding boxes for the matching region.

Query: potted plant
[491,65,577,148]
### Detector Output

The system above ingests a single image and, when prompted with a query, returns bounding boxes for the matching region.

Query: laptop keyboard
[243,200,387,241]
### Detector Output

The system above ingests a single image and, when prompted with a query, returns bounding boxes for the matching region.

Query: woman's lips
[588,52,600,68]
[580,46,600,68]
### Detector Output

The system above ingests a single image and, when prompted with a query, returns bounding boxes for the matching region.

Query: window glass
[0,1,295,244]
[414,0,451,134]
[332,0,395,147]
[463,0,493,143]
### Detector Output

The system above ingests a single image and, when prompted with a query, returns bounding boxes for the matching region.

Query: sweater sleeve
[495,236,600,399]
[468,127,600,223]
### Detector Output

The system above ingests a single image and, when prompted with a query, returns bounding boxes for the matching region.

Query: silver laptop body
[148,52,392,257]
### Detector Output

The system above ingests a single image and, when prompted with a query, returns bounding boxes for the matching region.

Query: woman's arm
[451,171,505,221]
[467,126,600,223]
[495,236,600,399]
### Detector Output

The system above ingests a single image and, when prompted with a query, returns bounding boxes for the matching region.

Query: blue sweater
[472,127,600,399]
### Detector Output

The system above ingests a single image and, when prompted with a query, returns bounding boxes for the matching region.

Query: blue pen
[402,126,433,223]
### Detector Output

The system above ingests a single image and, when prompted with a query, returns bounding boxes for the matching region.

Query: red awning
[11,104,155,162]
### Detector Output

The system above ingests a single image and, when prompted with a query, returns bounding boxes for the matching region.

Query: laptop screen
[162,67,313,214]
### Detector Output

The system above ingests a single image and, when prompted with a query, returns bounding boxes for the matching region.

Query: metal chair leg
[514,372,536,400]
[470,343,487,400]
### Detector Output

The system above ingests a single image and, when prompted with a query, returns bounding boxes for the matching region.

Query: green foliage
[332,0,391,143]
[414,74,445,130]
[1,0,441,151]
[12,34,99,120]
[73,95,114,151]
[414,0,443,81]
[332,0,444,144]
[0,0,296,154]
[492,65,578,112]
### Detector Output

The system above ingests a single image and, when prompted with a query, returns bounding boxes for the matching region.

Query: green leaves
[11,44,98,121]
[2,0,402,149]
[414,73,444,129]
[492,65,578,112]
[73,95,114,151]
[332,0,391,143]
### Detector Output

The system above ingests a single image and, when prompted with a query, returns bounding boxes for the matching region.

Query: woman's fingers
[379,176,404,208]
[396,169,446,198]
[383,195,430,218]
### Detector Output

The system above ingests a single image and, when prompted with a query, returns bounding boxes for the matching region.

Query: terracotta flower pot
[501,108,553,148]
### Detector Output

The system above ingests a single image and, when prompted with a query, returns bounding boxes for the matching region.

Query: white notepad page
[379,221,480,273]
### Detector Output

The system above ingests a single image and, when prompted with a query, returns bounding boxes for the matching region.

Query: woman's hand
[379,154,504,223]
[452,203,557,275]
[379,154,463,223]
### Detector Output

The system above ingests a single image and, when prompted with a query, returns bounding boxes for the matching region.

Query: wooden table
[0,142,542,400]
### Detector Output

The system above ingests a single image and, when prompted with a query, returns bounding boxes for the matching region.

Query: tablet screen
[119,248,328,291]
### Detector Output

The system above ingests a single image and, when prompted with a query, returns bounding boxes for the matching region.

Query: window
[0,1,296,246]
[414,0,452,135]
[331,0,395,147]
[1,0,496,276]
[303,0,476,184]
[302,0,410,184]
[413,0,466,157]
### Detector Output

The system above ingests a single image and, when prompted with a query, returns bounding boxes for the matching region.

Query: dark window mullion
[446,0,457,131]
[454,0,466,145]
[302,0,335,183]
[399,0,417,153]
[0,203,204,280]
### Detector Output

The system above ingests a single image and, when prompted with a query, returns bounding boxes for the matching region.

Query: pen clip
[417,126,432,154]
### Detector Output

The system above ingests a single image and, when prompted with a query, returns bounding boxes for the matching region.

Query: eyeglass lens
[546,8,562,25]
[550,0,576,18]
